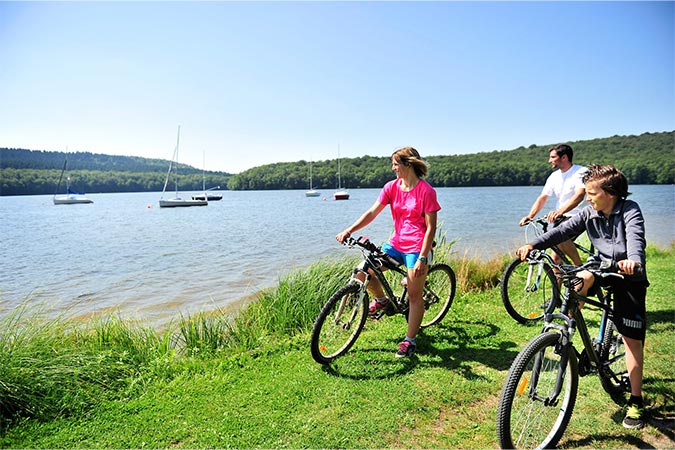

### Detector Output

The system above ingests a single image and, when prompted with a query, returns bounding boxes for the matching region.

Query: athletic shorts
[599,277,649,341]
[381,242,431,269]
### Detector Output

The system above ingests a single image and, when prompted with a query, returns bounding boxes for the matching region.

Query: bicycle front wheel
[310,283,368,365]
[420,263,456,328]
[599,319,631,404]
[497,332,578,450]
[501,257,559,324]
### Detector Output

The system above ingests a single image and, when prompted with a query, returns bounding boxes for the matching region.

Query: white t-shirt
[541,164,587,215]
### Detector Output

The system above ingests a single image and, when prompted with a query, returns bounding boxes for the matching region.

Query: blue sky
[1,1,673,174]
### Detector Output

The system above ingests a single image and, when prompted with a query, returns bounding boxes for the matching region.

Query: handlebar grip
[599,259,645,276]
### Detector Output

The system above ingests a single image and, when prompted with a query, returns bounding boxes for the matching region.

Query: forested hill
[1,130,673,196]
[0,149,232,196]
[227,130,674,190]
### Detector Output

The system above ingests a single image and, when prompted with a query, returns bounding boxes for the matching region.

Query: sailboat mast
[174,126,181,195]
[202,150,206,192]
[54,156,68,197]
[337,144,342,189]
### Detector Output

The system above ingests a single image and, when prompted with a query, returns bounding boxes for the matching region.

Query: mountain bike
[496,250,638,449]
[310,236,456,365]
[501,216,595,324]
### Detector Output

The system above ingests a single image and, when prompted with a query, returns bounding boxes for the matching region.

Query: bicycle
[496,250,639,449]
[501,216,595,324]
[310,236,456,365]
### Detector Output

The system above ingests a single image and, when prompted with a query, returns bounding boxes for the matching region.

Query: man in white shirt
[519,144,587,265]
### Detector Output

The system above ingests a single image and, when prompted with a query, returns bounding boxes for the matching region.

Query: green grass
[0,245,673,448]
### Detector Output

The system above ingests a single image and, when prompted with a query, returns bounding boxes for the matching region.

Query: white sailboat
[159,126,208,208]
[53,154,93,205]
[333,145,349,200]
[192,152,223,201]
[305,161,320,197]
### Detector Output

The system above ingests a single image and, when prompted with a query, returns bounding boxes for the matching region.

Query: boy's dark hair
[549,144,574,163]
[582,164,631,199]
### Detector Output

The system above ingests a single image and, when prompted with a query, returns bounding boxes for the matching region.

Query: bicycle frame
[348,246,410,314]
[532,259,622,405]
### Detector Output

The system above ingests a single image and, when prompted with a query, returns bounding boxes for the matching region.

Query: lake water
[1,185,673,329]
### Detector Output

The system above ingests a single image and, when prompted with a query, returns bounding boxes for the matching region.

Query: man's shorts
[553,215,583,242]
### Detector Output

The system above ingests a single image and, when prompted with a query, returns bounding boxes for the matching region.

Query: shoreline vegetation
[1,242,673,448]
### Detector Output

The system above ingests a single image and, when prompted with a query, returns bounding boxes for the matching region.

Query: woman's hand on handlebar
[516,244,534,261]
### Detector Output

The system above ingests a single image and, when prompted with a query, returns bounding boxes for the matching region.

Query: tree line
[227,131,674,190]
[0,150,230,196]
[1,131,672,196]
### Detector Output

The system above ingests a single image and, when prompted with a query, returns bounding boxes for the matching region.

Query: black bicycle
[310,236,456,365]
[496,250,638,449]
[501,216,595,324]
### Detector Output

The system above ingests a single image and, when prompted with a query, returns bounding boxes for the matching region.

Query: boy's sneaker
[623,404,646,429]
[395,340,416,358]
[368,298,389,317]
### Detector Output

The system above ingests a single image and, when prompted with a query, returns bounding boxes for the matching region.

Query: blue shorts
[381,243,426,269]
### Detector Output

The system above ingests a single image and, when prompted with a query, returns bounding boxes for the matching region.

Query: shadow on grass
[648,308,675,327]
[320,317,522,380]
[564,405,674,449]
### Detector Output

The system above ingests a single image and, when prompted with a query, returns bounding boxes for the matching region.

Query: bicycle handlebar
[342,235,378,252]
[521,215,570,228]
[342,236,401,269]
[528,249,643,279]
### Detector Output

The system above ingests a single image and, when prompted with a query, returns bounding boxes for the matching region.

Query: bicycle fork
[332,272,370,329]
[529,333,573,407]
[525,261,546,293]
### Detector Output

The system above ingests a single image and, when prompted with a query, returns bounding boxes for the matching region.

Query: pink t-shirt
[377,178,441,253]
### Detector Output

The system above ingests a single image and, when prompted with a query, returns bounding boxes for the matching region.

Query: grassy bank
[0,245,673,448]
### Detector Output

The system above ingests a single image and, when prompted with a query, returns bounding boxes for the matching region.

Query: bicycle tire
[501,257,559,324]
[497,332,578,449]
[599,319,631,404]
[310,283,368,365]
[420,263,456,328]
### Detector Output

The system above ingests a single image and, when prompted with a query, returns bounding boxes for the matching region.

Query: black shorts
[602,278,649,341]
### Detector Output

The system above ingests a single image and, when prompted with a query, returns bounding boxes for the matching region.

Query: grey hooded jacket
[530,198,648,282]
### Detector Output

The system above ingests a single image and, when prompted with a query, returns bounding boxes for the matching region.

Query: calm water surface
[1,185,672,328]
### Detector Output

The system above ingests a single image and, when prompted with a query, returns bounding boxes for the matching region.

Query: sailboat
[192,186,223,202]
[192,152,223,201]
[53,155,93,205]
[305,161,320,197]
[159,126,208,208]
[333,145,349,200]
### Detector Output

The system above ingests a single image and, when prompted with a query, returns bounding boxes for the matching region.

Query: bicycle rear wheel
[599,319,631,404]
[310,283,368,365]
[420,263,456,328]
[501,257,559,324]
[497,332,578,449]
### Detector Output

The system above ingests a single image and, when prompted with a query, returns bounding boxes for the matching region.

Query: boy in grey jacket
[516,164,649,429]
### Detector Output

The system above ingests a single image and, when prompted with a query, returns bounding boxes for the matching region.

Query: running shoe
[395,340,416,358]
[623,404,646,429]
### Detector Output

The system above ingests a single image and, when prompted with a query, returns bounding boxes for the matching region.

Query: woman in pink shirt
[336,147,441,358]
